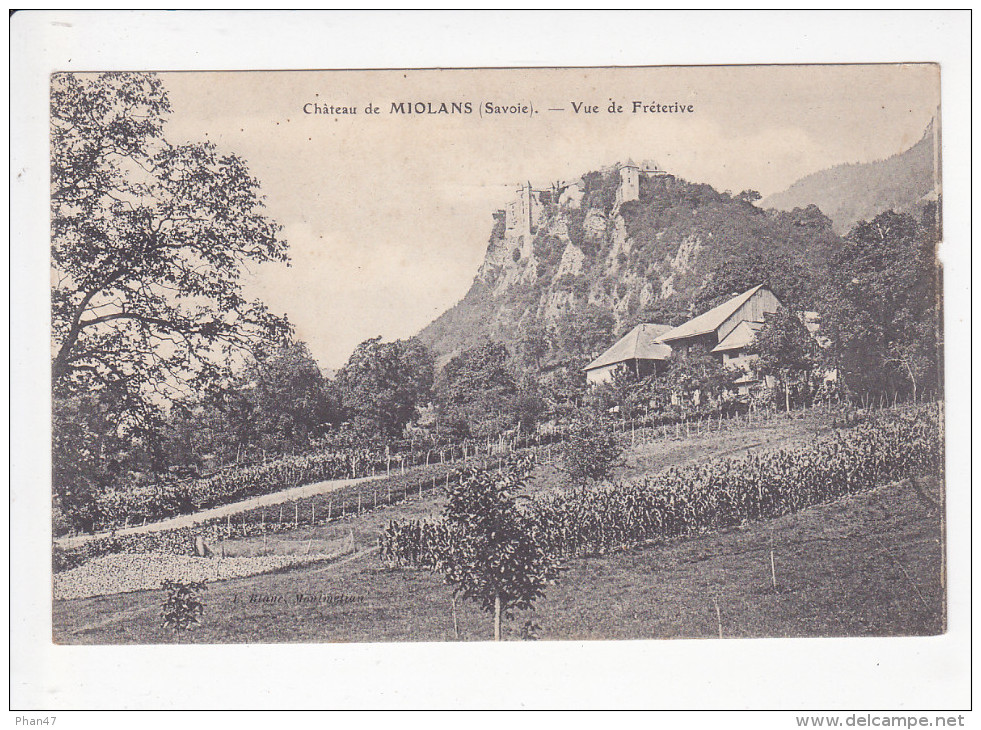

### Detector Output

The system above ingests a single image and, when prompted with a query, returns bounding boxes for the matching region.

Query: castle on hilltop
[503,159,674,238]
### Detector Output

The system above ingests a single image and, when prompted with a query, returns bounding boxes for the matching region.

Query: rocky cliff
[417,166,840,366]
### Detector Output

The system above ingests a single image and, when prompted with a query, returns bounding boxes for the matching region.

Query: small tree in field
[561,417,624,488]
[434,457,560,640]
[161,580,207,642]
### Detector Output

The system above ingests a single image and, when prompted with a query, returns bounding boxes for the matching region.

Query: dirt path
[55,473,385,549]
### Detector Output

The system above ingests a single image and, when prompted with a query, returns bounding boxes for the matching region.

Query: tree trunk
[784,380,790,413]
[494,593,501,641]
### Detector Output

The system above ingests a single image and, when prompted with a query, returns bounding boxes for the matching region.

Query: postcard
[11,9,970,713]
[47,64,945,645]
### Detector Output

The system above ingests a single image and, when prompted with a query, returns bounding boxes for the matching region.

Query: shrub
[560,417,624,488]
[161,579,207,641]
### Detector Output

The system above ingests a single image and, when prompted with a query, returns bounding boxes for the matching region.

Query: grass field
[53,477,943,643]
[52,405,943,644]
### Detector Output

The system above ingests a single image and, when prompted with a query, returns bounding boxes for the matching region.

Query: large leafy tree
[234,341,336,454]
[52,385,159,532]
[560,416,623,488]
[435,341,518,437]
[662,348,741,411]
[554,305,615,359]
[515,322,550,371]
[51,73,291,528]
[51,72,291,412]
[537,361,588,419]
[695,249,811,314]
[164,341,336,469]
[335,337,434,439]
[589,363,638,416]
[818,208,941,401]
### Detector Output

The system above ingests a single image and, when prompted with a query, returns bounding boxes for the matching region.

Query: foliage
[335,336,434,439]
[662,348,742,409]
[75,441,390,531]
[52,386,160,533]
[420,168,839,369]
[50,72,293,530]
[536,361,588,419]
[515,322,550,370]
[161,580,206,638]
[747,307,819,411]
[384,457,561,639]
[750,307,817,374]
[818,209,941,400]
[162,341,338,470]
[588,364,639,416]
[529,405,941,557]
[582,169,620,213]
[51,72,291,413]
[435,342,518,437]
[761,129,937,234]
[554,305,615,358]
[240,342,336,449]
[560,417,624,488]
[516,619,543,641]
[619,298,690,330]
[696,250,811,313]
[588,347,742,420]
[388,405,941,562]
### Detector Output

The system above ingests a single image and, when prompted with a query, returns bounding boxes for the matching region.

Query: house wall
[586,358,663,385]
[721,350,758,372]
[586,363,618,385]
[717,288,781,342]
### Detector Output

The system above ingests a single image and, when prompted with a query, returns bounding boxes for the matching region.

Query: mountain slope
[417,166,840,366]
[762,122,939,234]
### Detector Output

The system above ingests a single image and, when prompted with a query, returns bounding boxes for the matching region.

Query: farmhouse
[584,323,673,385]
[585,285,783,393]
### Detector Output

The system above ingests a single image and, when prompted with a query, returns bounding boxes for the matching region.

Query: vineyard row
[381,404,943,566]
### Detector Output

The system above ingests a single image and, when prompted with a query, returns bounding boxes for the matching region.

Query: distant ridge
[762,121,940,234]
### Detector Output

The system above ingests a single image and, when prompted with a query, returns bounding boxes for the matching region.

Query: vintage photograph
[49,65,944,645]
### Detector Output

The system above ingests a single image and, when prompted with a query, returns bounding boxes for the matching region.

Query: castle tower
[505,182,543,239]
[619,159,640,203]
[612,159,640,215]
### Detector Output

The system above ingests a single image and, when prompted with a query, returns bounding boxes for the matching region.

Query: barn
[658,284,782,395]
[658,285,781,358]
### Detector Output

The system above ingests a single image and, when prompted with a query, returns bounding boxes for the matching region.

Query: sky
[160,65,940,370]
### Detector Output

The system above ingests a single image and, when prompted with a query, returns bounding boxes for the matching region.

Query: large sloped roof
[659,285,765,343]
[584,323,672,372]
